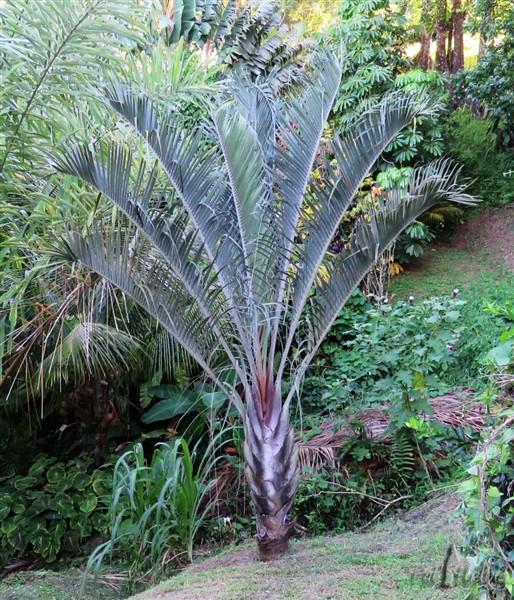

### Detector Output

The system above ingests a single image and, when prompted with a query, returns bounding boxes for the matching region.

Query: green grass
[390,244,511,300]
[0,569,121,600]
[129,494,467,600]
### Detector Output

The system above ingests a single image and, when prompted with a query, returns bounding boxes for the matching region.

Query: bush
[459,412,514,598]
[445,107,514,206]
[325,2,447,169]
[458,310,514,597]
[325,0,410,132]
[294,469,366,535]
[394,221,436,265]
[0,454,111,568]
[301,291,465,419]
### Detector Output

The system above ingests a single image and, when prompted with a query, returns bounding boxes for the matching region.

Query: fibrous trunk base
[256,514,296,561]
[244,405,299,562]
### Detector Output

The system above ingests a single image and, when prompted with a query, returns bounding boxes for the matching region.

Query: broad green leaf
[13,476,39,491]
[200,392,227,411]
[47,494,75,518]
[46,465,66,484]
[486,341,513,367]
[73,472,92,491]
[142,393,201,424]
[79,494,98,513]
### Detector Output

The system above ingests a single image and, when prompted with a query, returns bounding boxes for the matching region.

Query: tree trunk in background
[435,0,449,72]
[478,34,487,61]
[451,0,465,72]
[244,399,299,561]
[446,10,454,68]
[415,27,432,70]
[477,0,493,63]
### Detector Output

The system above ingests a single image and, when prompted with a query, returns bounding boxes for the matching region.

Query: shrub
[0,454,111,568]
[301,291,465,418]
[459,412,514,598]
[388,69,447,165]
[324,0,411,131]
[394,221,436,265]
[445,107,514,206]
[459,310,514,598]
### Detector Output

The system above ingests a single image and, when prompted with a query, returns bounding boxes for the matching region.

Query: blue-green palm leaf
[57,53,480,421]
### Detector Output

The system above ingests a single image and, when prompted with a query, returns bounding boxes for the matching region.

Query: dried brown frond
[297,390,490,472]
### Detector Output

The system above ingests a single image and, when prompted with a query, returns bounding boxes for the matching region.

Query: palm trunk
[244,400,299,561]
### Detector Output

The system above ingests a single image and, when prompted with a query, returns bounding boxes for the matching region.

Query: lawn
[129,494,467,600]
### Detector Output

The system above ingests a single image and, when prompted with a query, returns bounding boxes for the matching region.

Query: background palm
[56,53,477,560]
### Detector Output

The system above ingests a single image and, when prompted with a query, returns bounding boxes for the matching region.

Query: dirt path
[130,494,467,600]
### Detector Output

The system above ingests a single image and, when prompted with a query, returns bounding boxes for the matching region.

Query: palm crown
[57,53,477,560]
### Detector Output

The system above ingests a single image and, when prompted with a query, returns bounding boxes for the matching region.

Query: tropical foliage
[2,0,514,597]
[0,454,111,568]
[151,0,307,89]
[84,437,224,586]
[460,410,514,598]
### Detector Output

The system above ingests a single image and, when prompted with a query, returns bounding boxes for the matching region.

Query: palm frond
[146,327,199,381]
[41,321,143,390]
[286,159,478,400]
[59,225,244,414]
[213,99,271,303]
[103,85,251,312]
[289,93,436,330]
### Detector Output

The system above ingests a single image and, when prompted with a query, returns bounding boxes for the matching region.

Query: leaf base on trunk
[256,514,296,561]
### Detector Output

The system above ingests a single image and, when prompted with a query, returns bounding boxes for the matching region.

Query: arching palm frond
[56,52,479,561]
[284,94,437,357]
[286,159,476,405]
[41,321,144,391]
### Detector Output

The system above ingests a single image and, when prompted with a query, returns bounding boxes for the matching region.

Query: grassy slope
[0,569,120,600]
[391,205,514,300]
[390,245,510,300]
[130,494,467,600]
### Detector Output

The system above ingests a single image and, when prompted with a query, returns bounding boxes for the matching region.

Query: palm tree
[56,54,477,560]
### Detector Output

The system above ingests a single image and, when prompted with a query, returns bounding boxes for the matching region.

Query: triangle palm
[57,54,477,560]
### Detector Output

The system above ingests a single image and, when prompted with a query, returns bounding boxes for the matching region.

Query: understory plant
[459,310,514,598]
[0,454,111,569]
[55,52,477,561]
[394,220,436,265]
[445,108,514,206]
[460,412,514,599]
[85,436,223,585]
[301,292,466,417]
